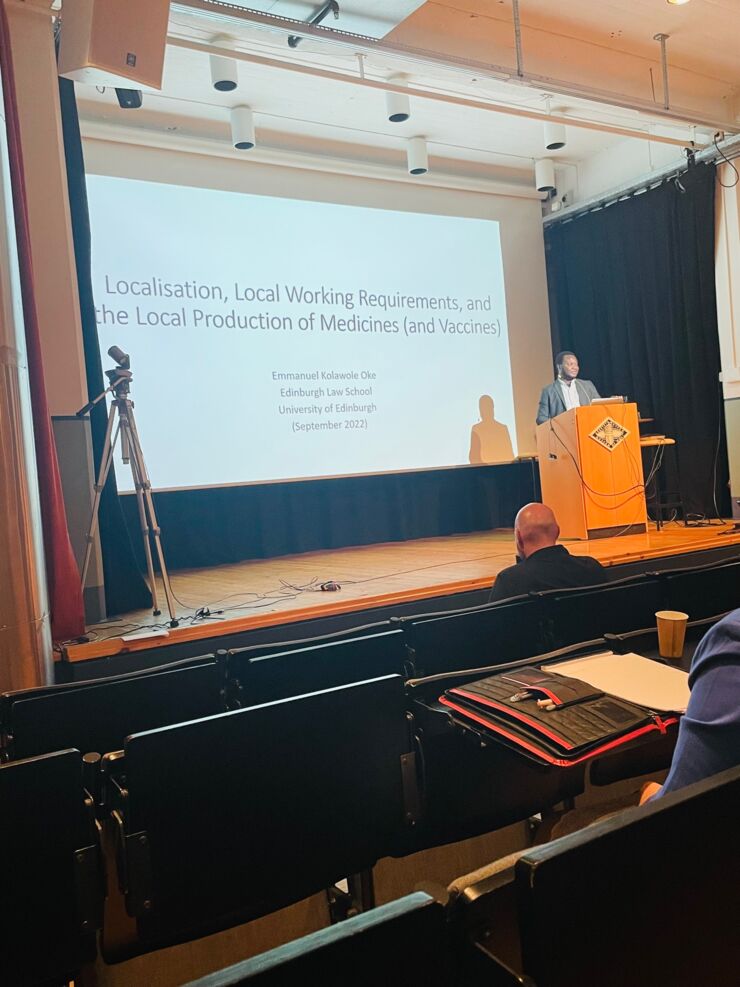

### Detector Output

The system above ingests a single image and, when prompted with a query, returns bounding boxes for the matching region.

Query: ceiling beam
[169,0,737,135]
[81,121,546,199]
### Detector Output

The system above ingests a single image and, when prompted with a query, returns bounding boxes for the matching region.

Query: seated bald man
[490,503,608,602]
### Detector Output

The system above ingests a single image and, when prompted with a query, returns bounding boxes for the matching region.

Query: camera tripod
[78,349,179,627]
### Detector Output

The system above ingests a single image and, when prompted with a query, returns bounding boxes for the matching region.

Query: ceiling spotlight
[544,120,566,151]
[407,137,428,176]
[386,75,410,123]
[230,106,255,150]
[210,36,238,92]
[666,0,691,4]
[535,158,556,193]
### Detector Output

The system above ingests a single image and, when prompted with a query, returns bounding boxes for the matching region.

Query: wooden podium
[536,402,647,539]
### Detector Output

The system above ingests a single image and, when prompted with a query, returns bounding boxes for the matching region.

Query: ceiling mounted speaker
[407,137,428,176]
[231,106,255,150]
[535,158,556,193]
[385,75,410,123]
[58,0,170,89]
[544,120,567,150]
[210,36,238,92]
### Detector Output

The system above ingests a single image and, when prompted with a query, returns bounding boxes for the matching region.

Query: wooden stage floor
[70,520,740,663]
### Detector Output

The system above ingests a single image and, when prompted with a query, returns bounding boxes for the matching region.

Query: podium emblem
[589,417,629,451]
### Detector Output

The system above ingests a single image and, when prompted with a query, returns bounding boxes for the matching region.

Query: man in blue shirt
[641,608,740,802]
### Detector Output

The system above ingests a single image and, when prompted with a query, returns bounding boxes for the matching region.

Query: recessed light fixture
[666,0,691,5]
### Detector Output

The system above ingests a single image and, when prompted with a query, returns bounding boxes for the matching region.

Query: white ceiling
[72,0,732,195]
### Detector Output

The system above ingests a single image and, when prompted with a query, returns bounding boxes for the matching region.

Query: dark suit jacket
[490,544,608,602]
[536,379,601,425]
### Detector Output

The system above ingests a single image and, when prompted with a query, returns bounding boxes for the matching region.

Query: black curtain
[120,462,538,573]
[545,163,729,519]
[58,79,151,614]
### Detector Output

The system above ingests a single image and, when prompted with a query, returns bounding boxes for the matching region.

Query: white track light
[535,158,556,193]
[407,137,428,176]
[210,36,238,92]
[385,75,410,123]
[230,105,255,150]
[544,120,566,150]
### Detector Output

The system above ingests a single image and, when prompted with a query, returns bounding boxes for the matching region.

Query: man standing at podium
[536,351,601,425]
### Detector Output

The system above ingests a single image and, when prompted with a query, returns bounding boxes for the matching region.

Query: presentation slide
[87,175,518,491]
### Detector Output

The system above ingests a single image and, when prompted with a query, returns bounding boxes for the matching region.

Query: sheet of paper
[552,652,690,713]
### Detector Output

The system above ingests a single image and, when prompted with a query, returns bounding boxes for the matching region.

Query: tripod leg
[121,414,162,617]
[125,405,179,627]
[81,405,119,589]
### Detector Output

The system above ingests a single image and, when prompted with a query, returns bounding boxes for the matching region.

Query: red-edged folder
[440,667,679,767]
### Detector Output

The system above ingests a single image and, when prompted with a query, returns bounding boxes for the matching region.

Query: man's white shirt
[559,377,581,411]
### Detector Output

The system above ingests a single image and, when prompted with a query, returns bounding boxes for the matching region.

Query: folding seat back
[1,653,224,761]
[228,625,407,705]
[0,749,103,986]
[537,575,662,650]
[454,765,740,987]
[400,597,544,678]
[108,674,417,953]
[660,559,740,620]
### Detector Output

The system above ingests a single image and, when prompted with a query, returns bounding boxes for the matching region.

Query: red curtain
[0,5,84,641]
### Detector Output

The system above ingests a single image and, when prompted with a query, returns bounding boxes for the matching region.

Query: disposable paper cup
[655,610,689,659]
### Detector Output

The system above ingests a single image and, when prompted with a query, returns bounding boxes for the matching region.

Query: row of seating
[1,558,737,984]
[0,675,418,977]
[185,763,740,987]
[4,557,739,764]
[5,744,737,986]
[0,616,726,978]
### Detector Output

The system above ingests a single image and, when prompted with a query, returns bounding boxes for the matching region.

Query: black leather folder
[439,666,679,767]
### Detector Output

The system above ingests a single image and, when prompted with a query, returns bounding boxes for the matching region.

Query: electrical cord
[548,418,646,499]
[714,134,740,189]
[90,545,522,640]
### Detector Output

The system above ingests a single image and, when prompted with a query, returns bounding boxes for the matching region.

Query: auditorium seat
[403,638,614,852]
[181,892,450,986]
[398,596,545,678]
[536,574,662,650]
[0,653,226,767]
[101,674,418,959]
[0,749,103,987]
[448,765,740,987]
[227,622,408,706]
[658,558,740,620]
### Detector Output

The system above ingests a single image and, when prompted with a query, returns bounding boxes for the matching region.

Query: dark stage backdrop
[120,462,538,574]
[545,162,729,520]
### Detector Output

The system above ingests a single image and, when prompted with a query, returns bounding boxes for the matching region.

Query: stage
[64,520,740,668]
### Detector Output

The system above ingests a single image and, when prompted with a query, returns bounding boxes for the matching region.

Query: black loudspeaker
[115,89,143,110]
